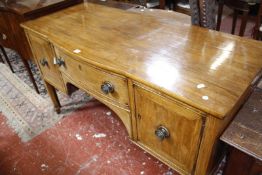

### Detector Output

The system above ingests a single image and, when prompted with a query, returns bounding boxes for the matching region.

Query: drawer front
[134,85,204,174]
[55,49,129,108]
[26,32,65,92]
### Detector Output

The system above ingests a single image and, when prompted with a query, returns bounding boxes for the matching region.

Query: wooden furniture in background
[221,88,262,175]
[155,0,190,14]
[173,0,190,15]
[253,2,262,39]
[90,0,138,9]
[216,0,261,36]
[0,0,82,93]
[224,149,262,175]
[22,3,262,175]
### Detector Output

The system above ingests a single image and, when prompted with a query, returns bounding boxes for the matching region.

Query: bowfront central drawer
[55,48,129,109]
[134,84,204,175]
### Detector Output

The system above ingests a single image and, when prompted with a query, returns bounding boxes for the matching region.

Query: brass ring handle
[101,81,114,94]
[56,57,65,67]
[40,58,48,66]
[155,125,170,141]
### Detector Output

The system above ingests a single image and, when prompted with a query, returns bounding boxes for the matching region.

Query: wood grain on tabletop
[22,2,262,119]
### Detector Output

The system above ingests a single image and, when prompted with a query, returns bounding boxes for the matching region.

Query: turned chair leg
[239,10,249,36]
[231,10,238,35]
[171,0,175,10]
[0,45,15,73]
[216,0,224,31]
[159,0,165,9]
[253,3,262,39]
[0,51,4,63]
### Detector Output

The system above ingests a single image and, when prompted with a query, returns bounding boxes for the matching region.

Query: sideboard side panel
[194,86,253,175]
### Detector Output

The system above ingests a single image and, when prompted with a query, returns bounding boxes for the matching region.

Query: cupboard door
[134,85,204,174]
[27,32,65,92]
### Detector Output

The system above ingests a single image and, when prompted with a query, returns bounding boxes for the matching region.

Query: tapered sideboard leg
[44,81,61,113]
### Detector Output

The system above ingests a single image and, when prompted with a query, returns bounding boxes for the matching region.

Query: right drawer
[134,84,204,175]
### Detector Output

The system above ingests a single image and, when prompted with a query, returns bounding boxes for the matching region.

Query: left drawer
[26,32,65,92]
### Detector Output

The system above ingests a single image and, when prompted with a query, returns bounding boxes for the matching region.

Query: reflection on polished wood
[22,3,262,175]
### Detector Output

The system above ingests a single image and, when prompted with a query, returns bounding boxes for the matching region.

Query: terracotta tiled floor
[0,99,177,175]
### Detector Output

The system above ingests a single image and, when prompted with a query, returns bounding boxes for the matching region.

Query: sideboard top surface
[21,3,262,119]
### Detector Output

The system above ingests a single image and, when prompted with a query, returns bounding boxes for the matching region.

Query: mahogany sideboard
[0,0,82,93]
[21,3,262,175]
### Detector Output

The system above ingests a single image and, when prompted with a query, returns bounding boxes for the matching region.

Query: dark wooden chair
[173,0,191,15]
[216,0,258,36]
[252,2,262,39]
